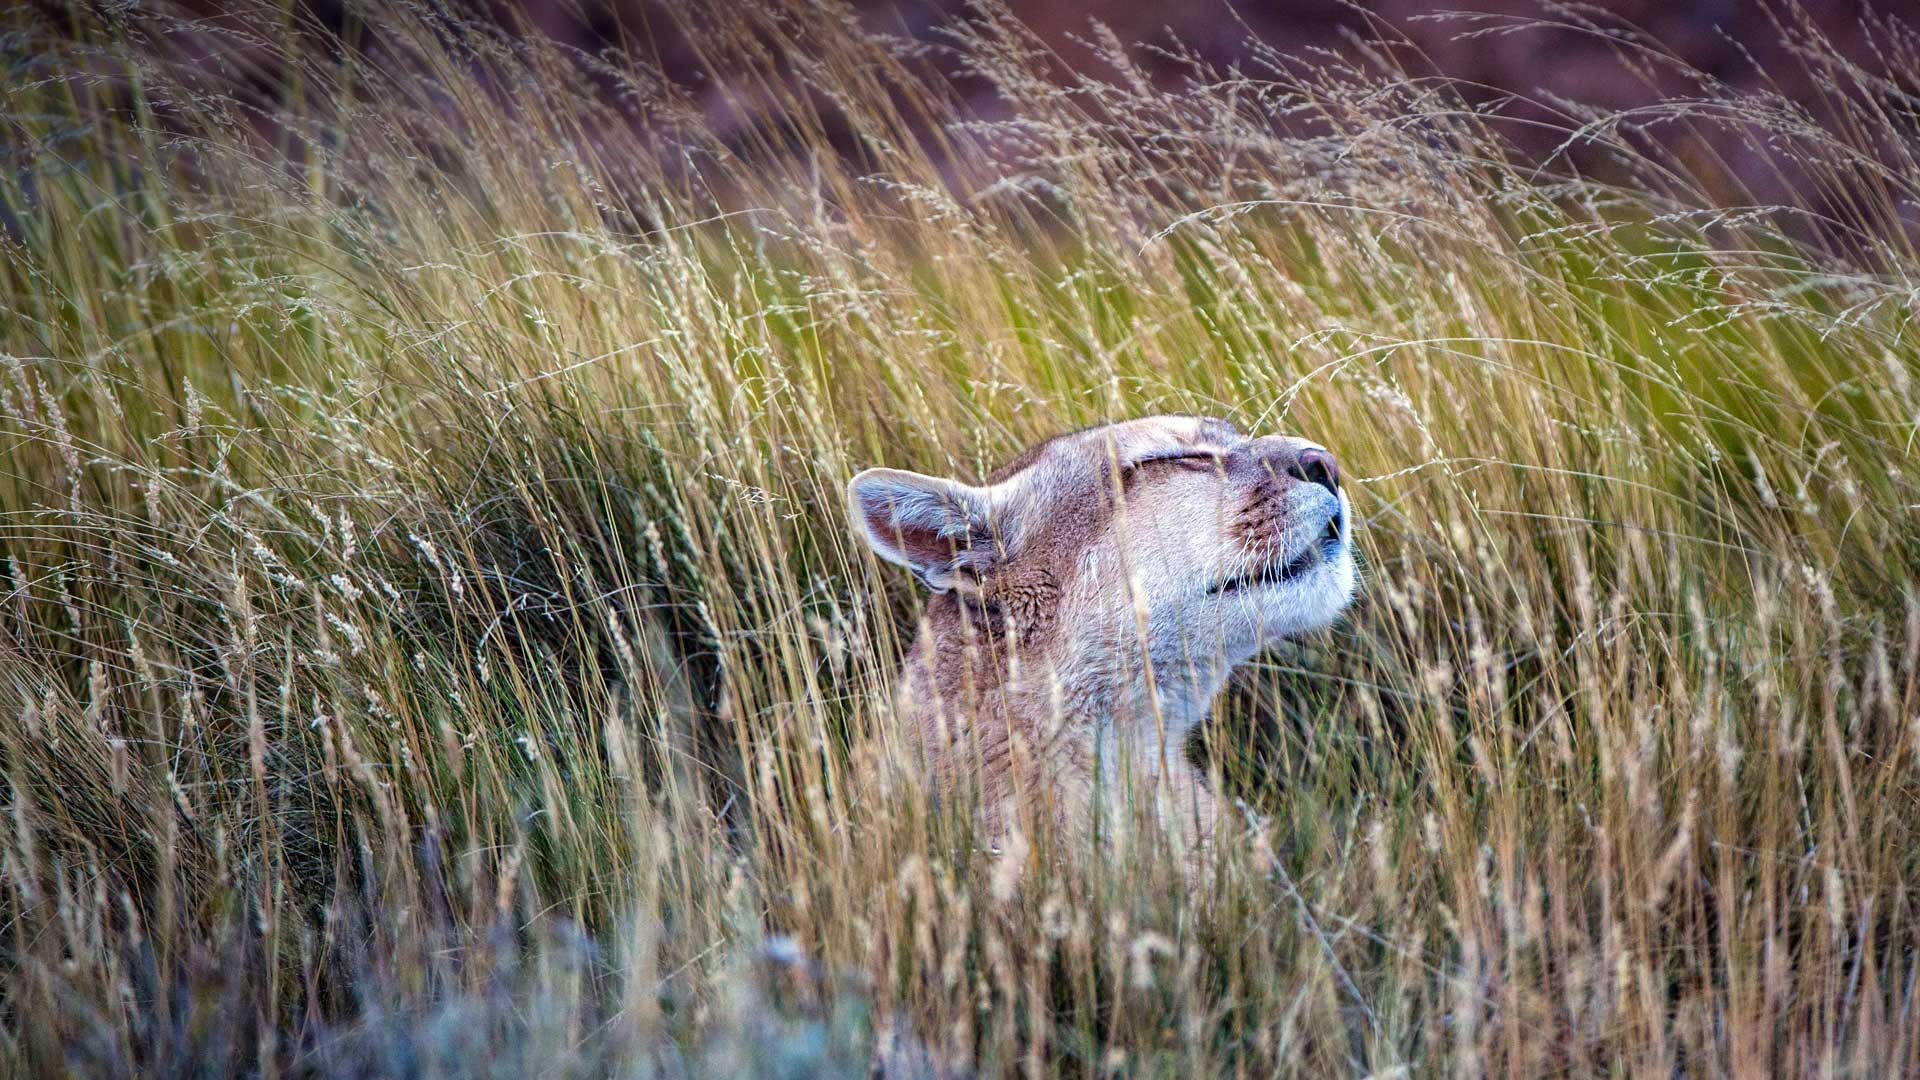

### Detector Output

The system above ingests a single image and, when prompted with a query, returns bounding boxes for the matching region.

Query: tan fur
[851,416,1357,868]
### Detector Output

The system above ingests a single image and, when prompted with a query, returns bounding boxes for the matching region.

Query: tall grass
[2,1,1917,1074]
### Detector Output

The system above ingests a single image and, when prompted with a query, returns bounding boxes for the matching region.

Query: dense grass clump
[3,2,1918,1074]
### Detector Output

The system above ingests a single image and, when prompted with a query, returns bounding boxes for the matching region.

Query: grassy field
[3,2,1918,1075]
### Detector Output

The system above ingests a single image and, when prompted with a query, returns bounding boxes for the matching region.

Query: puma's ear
[848,467,1001,592]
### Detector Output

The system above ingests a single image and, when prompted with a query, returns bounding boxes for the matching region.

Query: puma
[850,415,1356,867]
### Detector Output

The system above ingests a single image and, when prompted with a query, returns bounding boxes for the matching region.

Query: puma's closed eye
[1123,449,1223,474]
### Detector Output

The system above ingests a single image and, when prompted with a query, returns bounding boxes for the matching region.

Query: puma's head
[849,415,1357,706]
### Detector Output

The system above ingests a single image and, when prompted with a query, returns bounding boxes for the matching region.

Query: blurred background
[159,0,1917,206]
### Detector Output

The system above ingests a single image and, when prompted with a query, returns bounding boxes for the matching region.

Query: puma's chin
[1204,529,1345,596]
[1216,530,1357,642]
[1208,484,1354,621]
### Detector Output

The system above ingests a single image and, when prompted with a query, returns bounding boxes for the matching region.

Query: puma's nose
[1240,437,1342,495]
[1288,447,1340,496]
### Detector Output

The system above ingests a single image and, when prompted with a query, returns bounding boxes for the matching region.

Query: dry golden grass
[2,2,1917,1075]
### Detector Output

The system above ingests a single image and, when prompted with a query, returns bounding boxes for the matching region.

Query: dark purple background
[172,1,1919,206]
